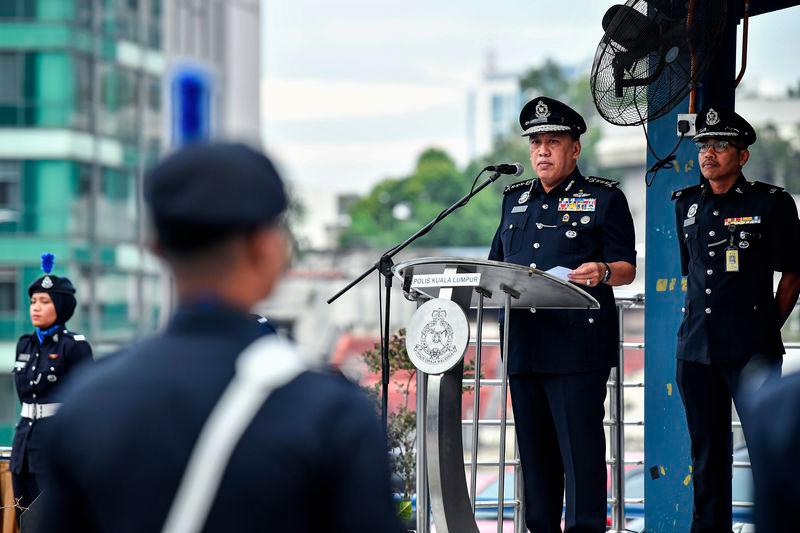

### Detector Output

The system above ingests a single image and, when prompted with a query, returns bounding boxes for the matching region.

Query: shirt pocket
[501,214,529,257]
[683,225,700,263]
[556,223,594,255]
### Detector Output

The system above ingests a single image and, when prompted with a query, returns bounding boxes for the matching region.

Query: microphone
[485,163,524,176]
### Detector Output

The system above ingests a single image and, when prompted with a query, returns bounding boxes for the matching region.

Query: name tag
[558,198,596,212]
[511,205,528,213]
[683,217,696,227]
[17,353,30,362]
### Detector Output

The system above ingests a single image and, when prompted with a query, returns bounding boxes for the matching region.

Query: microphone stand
[327,169,506,430]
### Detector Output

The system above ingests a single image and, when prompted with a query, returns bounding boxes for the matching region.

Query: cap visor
[521,124,573,136]
[692,131,740,142]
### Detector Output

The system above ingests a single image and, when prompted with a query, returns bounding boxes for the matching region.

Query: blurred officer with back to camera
[40,143,403,533]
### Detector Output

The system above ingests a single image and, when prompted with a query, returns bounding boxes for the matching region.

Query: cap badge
[535,100,550,119]
[41,276,53,289]
[706,108,720,126]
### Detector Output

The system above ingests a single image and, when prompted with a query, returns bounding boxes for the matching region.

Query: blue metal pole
[643,10,737,531]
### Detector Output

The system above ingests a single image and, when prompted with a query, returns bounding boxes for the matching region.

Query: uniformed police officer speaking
[40,143,403,533]
[672,107,800,533]
[489,97,637,532]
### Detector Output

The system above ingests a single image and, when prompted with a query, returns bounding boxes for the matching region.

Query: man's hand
[568,262,606,287]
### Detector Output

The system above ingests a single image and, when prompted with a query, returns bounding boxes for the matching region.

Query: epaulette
[18,333,31,344]
[671,183,703,201]
[63,330,87,342]
[751,181,783,194]
[503,179,534,195]
[584,176,619,188]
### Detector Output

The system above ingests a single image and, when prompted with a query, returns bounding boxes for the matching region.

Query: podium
[392,258,599,533]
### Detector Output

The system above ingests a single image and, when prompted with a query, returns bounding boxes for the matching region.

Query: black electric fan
[590,0,728,126]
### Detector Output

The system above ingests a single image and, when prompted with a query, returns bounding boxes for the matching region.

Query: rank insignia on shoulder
[751,181,784,193]
[584,176,619,188]
[671,184,702,200]
[503,179,533,195]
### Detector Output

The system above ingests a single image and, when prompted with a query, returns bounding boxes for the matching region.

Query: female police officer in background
[11,253,93,514]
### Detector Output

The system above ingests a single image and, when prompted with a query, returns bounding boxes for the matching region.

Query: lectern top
[392,257,599,310]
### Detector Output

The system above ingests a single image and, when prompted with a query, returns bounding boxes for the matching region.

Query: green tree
[745,123,800,194]
[340,148,504,249]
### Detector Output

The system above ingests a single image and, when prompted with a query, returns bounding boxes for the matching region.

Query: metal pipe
[496,291,512,533]
[416,369,430,533]
[610,302,626,531]
[735,0,750,87]
[469,291,485,513]
[514,429,525,533]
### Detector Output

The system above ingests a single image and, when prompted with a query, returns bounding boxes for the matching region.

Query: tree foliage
[340,148,504,249]
[746,123,800,194]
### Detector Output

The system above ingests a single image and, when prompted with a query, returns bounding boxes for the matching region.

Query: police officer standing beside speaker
[489,97,637,533]
[672,106,800,532]
[11,253,93,517]
[40,143,403,533]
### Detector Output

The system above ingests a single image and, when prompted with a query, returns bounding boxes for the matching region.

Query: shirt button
[529,263,537,269]
[28,421,32,426]
[29,380,33,386]
[542,204,549,209]
[533,243,540,249]
[50,366,55,371]
[588,318,595,324]
[709,230,716,237]
[31,366,36,371]
[706,269,713,275]
[705,308,711,314]
[753,305,757,311]
[509,224,514,229]
[709,251,715,257]
[713,210,719,216]
[705,288,711,294]
[684,233,688,238]
[32,394,36,399]
[681,307,686,313]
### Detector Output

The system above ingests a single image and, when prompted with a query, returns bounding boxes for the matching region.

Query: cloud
[266,136,469,192]
[261,78,467,122]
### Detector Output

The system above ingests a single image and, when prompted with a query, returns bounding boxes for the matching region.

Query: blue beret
[144,143,288,251]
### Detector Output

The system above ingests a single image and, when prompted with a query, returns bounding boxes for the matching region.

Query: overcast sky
[260,1,800,194]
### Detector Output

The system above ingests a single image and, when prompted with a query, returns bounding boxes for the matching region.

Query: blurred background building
[0,0,261,443]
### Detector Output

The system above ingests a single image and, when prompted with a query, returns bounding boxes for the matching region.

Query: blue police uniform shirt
[11,326,92,474]
[489,167,636,373]
[672,175,800,364]
[41,302,403,533]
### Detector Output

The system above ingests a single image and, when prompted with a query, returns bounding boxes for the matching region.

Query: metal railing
[414,293,646,533]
